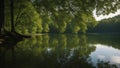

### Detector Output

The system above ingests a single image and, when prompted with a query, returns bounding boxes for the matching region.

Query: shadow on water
[0,34,120,68]
[0,37,23,68]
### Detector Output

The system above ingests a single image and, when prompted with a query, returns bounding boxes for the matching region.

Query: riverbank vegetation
[0,0,119,36]
[87,15,120,33]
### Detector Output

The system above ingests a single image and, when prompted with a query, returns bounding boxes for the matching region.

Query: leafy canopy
[32,0,119,33]
[5,0,120,34]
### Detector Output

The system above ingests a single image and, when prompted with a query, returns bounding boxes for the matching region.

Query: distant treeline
[87,15,120,33]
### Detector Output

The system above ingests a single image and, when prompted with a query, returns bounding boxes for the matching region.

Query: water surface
[0,34,120,68]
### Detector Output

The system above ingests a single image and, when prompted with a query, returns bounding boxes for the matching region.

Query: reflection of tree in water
[1,34,119,68]
[0,34,120,68]
[0,38,22,68]
[97,60,118,68]
[87,34,120,68]
[88,34,120,49]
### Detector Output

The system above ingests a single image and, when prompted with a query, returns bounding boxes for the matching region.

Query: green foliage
[15,0,43,34]
[33,0,119,33]
[87,15,120,33]
[96,0,120,16]
[5,0,43,34]
[4,0,120,34]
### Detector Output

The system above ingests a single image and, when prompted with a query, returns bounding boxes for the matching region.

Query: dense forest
[4,0,97,34]
[87,15,120,33]
[0,0,119,36]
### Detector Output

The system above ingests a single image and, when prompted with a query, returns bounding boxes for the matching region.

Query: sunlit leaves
[5,0,119,34]
[96,0,119,16]
[5,0,43,34]
[32,0,104,33]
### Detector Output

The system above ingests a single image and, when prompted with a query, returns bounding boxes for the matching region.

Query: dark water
[0,34,120,68]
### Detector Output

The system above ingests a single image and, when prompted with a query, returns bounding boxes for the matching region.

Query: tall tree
[10,0,15,32]
[0,0,4,34]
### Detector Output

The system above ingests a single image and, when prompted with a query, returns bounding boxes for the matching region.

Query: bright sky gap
[93,9,120,21]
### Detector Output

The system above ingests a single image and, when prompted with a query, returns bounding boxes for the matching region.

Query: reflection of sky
[89,44,120,67]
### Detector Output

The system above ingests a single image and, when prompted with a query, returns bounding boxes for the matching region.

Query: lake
[0,34,120,68]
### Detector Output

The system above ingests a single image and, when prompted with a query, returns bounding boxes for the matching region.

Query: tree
[10,0,15,32]
[4,0,43,35]
[87,15,120,33]
[32,0,119,33]
[1,0,120,36]
[0,0,4,34]
[13,0,43,34]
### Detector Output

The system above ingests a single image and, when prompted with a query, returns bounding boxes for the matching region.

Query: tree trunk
[10,0,15,32]
[0,0,4,35]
